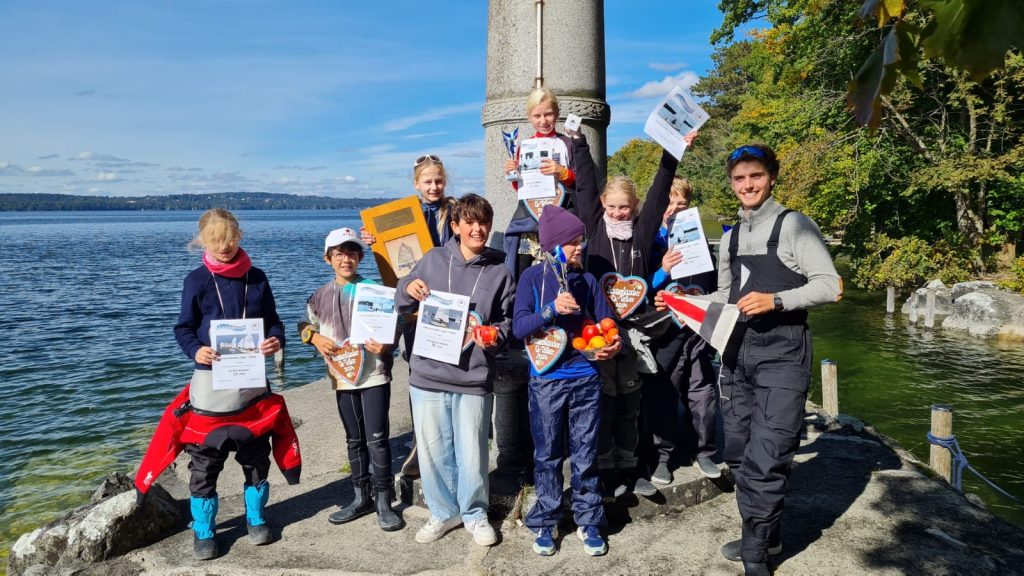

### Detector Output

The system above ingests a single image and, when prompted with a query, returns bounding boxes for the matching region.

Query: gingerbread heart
[523,186,566,222]
[326,339,364,387]
[463,311,483,351]
[599,272,648,319]
[525,326,567,374]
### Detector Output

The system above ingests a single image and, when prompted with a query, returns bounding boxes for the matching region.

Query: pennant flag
[662,292,740,354]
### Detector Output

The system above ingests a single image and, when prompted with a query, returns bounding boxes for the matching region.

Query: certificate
[412,290,470,365]
[209,318,266,390]
[643,86,710,160]
[349,283,398,345]
[517,138,557,200]
[667,207,715,279]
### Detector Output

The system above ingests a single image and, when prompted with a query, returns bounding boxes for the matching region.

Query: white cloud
[403,131,449,140]
[627,71,700,99]
[0,162,74,177]
[339,175,358,183]
[70,151,129,162]
[381,102,481,133]
[95,172,122,181]
[649,62,687,72]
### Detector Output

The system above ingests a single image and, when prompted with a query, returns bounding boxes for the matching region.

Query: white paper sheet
[209,318,267,390]
[643,87,710,160]
[667,207,715,279]
[517,137,557,200]
[412,290,471,365]
[349,283,398,345]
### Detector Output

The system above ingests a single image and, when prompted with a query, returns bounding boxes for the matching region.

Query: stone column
[482,0,609,245]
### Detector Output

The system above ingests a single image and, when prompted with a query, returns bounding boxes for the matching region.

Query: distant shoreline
[0,192,400,212]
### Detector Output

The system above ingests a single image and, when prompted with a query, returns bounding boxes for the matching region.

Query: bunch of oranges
[572,317,619,352]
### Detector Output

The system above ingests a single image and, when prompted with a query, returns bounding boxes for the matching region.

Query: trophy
[501,127,519,182]
[543,245,580,313]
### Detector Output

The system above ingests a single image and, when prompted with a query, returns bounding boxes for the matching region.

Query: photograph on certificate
[412,290,470,365]
[667,208,715,279]
[517,138,557,200]
[644,86,710,160]
[384,235,424,279]
[350,283,398,345]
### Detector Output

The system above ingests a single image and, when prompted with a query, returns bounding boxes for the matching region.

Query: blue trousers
[525,372,606,530]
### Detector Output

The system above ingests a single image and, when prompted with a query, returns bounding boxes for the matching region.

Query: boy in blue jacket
[513,204,621,557]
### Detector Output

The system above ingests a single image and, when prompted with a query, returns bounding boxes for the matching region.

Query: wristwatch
[300,325,316,344]
[773,295,784,312]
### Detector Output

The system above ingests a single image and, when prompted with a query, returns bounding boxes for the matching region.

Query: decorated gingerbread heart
[525,326,567,374]
[599,272,648,319]
[523,186,566,222]
[326,339,364,387]
[463,311,483,351]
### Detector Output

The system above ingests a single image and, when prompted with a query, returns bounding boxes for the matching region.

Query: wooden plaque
[360,195,434,287]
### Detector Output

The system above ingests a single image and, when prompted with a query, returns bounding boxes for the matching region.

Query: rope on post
[925,432,1021,502]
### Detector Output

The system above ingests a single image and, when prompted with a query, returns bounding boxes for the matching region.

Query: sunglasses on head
[728,145,767,161]
[414,154,442,167]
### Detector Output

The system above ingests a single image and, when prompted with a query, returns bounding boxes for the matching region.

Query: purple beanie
[539,204,586,253]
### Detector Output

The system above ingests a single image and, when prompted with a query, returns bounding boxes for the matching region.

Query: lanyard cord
[608,236,634,276]
[212,271,248,319]
[448,253,485,301]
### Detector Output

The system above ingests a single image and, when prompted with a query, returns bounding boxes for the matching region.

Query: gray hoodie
[395,237,515,395]
[706,196,841,310]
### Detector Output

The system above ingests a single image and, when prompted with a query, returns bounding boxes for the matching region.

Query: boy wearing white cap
[298,227,403,531]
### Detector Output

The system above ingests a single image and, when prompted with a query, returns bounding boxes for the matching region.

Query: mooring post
[886,286,896,314]
[909,295,919,324]
[925,287,936,328]
[274,348,285,374]
[929,404,953,483]
[821,359,839,418]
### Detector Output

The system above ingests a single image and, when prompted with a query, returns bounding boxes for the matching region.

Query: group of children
[165,87,723,561]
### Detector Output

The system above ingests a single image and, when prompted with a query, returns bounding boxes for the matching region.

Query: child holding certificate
[172,208,288,560]
[512,204,622,557]
[298,227,402,532]
[395,194,515,548]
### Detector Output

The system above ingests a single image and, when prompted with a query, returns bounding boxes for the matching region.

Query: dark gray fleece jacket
[395,237,515,395]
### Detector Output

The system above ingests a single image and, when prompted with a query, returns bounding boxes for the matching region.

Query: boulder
[901,280,953,317]
[8,474,183,576]
[942,283,1024,340]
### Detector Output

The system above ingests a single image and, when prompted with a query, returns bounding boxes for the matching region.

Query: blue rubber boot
[190,495,219,560]
[244,480,272,545]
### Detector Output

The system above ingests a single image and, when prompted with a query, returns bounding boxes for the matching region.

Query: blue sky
[0,0,728,198]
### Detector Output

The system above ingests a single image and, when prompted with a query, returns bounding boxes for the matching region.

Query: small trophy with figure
[501,127,519,182]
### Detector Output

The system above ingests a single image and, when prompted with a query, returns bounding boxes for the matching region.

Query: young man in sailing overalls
[704,144,841,576]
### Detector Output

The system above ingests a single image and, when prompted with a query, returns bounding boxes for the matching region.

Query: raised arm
[570,133,604,237]
[634,149,680,249]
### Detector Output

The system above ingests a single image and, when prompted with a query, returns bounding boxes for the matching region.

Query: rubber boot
[190,495,219,560]
[328,480,374,524]
[375,481,404,532]
[244,480,272,545]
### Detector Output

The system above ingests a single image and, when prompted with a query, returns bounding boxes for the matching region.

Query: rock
[836,415,866,432]
[91,472,134,503]
[965,493,988,510]
[901,280,953,317]
[942,283,1024,339]
[8,476,183,576]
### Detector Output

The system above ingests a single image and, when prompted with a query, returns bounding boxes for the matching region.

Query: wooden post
[821,359,839,418]
[929,404,953,484]
[886,286,896,315]
[925,288,936,328]
[274,348,285,374]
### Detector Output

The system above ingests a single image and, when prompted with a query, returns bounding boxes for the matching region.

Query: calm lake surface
[0,210,1021,559]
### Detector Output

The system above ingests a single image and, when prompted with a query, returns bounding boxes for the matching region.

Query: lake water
[0,210,1021,561]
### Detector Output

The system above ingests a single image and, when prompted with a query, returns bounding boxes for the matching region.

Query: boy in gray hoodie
[395,194,515,547]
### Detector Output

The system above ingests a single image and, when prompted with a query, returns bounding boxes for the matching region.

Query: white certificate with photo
[667,207,715,279]
[644,86,710,160]
[349,283,398,345]
[517,137,557,200]
[209,318,266,390]
[412,289,470,365]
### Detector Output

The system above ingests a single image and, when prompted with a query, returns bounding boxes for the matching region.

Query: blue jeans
[409,386,493,523]
[525,373,606,530]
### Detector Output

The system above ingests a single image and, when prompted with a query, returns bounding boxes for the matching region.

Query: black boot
[743,560,771,576]
[721,538,782,562]
[374,483,404,532]
[328,481,374,525]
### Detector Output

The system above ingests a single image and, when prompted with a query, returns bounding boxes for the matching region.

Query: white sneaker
[464,518,497,546]
[415,516,463,544]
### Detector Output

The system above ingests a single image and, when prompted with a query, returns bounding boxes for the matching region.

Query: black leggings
[336,384,393,491]
[186,434,271,498]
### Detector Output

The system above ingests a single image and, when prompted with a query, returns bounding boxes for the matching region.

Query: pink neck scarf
[203,248,252,278]
[603,214,634,241]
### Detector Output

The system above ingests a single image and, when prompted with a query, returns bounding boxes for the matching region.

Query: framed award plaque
[360,195,434,287]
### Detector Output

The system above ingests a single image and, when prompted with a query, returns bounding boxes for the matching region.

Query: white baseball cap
[324,227,366,254]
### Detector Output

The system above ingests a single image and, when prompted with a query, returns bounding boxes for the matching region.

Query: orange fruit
[572,337,587,350]
[589,335,607,349]
[605,328,619,341]
[599,318,617,333]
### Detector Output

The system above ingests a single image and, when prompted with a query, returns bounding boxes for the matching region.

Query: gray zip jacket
[706,196,841,310]
[395,237,515,395]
